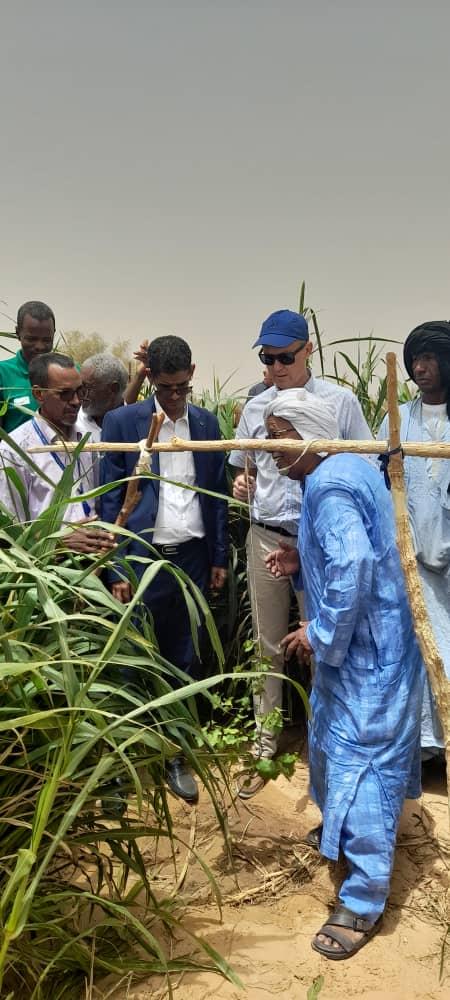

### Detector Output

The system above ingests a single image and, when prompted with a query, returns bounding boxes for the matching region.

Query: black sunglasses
[155,381,193,396]
[258,344,306,366]
[44,386,84,402]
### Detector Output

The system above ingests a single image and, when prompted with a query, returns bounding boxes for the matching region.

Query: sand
[108,753,450,1000]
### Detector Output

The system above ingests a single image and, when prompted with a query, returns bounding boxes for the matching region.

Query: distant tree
[110,337,131,368]
[59,331,105,363]
[58,330,131,368]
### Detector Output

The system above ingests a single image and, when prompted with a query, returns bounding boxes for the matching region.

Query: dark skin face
[32,364,83,438]
[147,365,195,421]
[112,359,228,604]
[80,365,122,424]
[17,315,55,365]
[411,351,446,404]
[266,415,323,481]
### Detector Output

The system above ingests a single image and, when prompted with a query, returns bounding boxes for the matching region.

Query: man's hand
[210,566,227,590]
[280,622,313,662]
[111,581,132,603]
[265,541,299,578]
[124,340,150,405]
[64,518,116,554]
[233,472,256,501]
[133,339,149,373]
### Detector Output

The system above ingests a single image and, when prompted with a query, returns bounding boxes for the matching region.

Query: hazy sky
[1,1,449,392]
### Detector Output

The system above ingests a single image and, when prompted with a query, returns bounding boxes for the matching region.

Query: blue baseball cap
[253,309,309,348]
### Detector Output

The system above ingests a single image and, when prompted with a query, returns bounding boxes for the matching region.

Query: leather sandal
[236,770,266,800]
[311,904,383,961]
[304,823,323,851]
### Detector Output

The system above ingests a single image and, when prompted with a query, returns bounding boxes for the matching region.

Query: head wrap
[404,321,450,380]
[403,321,450,418]
[264,388,339,456]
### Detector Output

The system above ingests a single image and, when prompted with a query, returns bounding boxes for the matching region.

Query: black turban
[403,321,450,381]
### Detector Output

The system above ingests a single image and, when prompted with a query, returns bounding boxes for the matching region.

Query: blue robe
[379,402,450,753]
[300,454,424,921]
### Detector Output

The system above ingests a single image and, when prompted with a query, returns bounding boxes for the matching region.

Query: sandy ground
[108,749,450,1000]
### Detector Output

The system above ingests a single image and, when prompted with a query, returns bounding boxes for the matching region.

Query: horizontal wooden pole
[25,436,450,459]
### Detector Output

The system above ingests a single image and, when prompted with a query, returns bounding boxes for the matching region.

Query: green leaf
[307,974,324,999]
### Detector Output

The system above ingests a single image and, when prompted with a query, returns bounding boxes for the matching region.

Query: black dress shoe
[101,777,127,818]
[165,757,199,804]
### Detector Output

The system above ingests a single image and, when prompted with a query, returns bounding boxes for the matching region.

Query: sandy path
[111,756,450,1000]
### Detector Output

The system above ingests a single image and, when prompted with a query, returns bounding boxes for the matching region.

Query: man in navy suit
[100,336,228,803]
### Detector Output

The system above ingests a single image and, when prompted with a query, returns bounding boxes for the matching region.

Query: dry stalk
[171,807,198,896]
[114,412,164,528]
[386,353,450,826]
[26,436,450,459]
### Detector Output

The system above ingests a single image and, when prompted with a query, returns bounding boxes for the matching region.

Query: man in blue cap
[231,309,372,797]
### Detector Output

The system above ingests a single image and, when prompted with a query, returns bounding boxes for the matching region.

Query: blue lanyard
[32,419,92,517]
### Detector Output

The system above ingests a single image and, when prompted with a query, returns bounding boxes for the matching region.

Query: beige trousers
[245,523,303,757]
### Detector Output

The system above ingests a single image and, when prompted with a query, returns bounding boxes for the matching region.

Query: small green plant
[201,637,272,758]
[201,639,306,784]
[307,974,324,999]
[255,751,298,782]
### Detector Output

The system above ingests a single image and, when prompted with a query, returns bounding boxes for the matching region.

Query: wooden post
[114,412,164,528]
[386,353,450,819]
[26,437,450,459]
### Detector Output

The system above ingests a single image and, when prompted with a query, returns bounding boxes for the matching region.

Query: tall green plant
[0,459,249,997]
[298,280,413,432]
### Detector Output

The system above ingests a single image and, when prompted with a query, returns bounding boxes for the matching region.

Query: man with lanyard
[230,309,372,797]
[378,321,450,762]
[100,335,228,804]
[0,352,115,556]
[0,301,55,433]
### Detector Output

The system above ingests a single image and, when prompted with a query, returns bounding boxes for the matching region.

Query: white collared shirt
[0,414,95,524]
[229,376,373,534]
[76,408,102,443]
[75,408,102,486]
[152,401,205,544]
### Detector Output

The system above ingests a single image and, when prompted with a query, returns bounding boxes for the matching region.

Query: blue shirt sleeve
[305,486,376,667]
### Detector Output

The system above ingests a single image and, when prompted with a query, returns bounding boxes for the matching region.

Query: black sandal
[311,904,382,961]
[304,823,323,851]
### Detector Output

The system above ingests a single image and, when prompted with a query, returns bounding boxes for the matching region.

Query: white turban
[264,388,339,455]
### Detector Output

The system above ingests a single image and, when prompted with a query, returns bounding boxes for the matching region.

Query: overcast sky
[1,1,449,391]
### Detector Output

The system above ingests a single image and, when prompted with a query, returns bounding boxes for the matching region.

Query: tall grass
[0,451,247,998]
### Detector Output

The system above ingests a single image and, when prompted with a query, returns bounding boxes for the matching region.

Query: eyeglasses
[45,387,84,403]
[155,382,193,396]
[258,344,306,366]
[266,428,299,440]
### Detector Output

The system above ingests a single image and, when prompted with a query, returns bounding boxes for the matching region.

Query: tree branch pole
[114,412,165,527]
[26,438,450,459]
[385,352,450,820]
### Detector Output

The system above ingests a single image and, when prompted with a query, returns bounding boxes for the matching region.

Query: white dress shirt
[76,408,102,443]
[75,408,102,487]
[0,414,95,524]
[152,401,205,544]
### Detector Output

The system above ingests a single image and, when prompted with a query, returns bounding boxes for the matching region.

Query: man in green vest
[0,300,56,433]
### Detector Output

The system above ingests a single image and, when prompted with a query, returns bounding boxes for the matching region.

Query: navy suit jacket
[100,397,229,576]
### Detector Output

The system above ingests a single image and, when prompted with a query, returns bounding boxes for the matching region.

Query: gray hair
[81,353,128,393]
